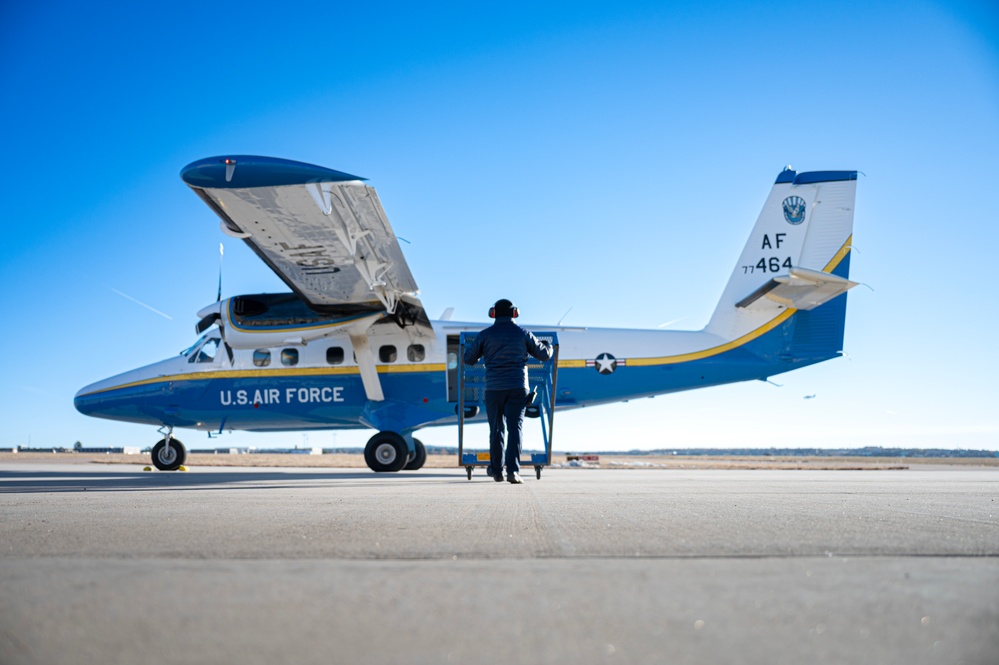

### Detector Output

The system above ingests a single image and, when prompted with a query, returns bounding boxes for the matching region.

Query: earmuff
[489,300,519,319]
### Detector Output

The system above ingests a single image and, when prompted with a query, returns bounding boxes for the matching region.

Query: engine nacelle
[196,294,384,350]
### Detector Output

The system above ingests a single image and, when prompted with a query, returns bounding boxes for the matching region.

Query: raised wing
[181,155,429,330]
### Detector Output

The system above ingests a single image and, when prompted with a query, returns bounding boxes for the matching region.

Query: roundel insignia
[594,353,617,375]
[782,196,806,225]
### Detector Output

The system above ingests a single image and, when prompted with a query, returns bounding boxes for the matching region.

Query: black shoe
[488,470,504,482]
[507,473,523,484]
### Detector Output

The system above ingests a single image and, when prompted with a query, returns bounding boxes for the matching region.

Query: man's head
[489,299,519,319]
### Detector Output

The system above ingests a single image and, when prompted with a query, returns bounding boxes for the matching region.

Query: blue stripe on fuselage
[75,313,835,432]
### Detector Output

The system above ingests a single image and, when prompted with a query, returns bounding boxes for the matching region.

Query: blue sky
[2,1,997,452]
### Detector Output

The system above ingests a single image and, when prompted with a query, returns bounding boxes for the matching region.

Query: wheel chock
[143,466,152,472]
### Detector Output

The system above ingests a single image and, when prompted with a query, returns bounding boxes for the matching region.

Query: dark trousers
[485,388,528,477]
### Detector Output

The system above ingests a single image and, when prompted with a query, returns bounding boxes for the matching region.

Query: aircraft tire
[151,438,186,471]
[404,438,427,471]
[364,431,408,472]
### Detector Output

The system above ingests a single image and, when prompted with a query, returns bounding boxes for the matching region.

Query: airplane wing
[181,155,430,332]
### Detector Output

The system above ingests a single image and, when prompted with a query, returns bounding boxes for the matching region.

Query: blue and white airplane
[75,156,859,472]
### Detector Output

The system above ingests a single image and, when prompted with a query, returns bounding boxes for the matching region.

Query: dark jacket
[463,318,553,390]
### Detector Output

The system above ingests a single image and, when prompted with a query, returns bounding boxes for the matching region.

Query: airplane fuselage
[74,309,828,436]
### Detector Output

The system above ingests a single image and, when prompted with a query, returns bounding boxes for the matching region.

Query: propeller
[196,244,225,333]
[195,244,234,365]
[195,313,218,334]
[217,242,223,303]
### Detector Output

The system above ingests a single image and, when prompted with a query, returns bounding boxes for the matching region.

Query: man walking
[463,299,553,483]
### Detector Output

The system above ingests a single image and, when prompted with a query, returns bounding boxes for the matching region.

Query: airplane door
[446,335,460,402]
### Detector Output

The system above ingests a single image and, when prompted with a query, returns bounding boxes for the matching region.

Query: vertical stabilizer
[705,168,857,358]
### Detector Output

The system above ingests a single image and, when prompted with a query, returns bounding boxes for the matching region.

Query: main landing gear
[363,431,426,472]
[151,430,186,471]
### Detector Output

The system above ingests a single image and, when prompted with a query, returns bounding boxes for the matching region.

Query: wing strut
[345,315,385,402]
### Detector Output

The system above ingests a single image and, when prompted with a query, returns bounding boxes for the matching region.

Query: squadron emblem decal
[587,353,626,375]
[782,196,806,225]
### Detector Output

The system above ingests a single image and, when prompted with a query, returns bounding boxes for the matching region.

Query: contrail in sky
[111,288,173,320]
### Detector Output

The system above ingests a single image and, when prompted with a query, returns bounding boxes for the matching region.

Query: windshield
[180,333,219,358]
[181,335,207,357]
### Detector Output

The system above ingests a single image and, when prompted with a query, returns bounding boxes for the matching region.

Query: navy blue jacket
[463,318,554,390]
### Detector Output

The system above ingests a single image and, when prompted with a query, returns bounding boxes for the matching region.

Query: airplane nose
[73,377,157,424]
[74,383,102,416]
[73,356,189,426]
[74,375,134,418]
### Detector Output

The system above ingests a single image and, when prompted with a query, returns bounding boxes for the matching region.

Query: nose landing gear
[151,428,186,471]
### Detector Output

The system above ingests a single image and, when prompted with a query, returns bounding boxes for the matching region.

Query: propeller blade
[196,313,220,335]
[217,243,224,302]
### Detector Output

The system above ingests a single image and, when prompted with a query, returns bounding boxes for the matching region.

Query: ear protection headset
[488,299,519,319]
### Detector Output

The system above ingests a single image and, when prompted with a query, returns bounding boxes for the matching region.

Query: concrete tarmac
[1,462,997,664]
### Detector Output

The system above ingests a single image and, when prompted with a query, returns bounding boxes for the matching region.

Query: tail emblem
[782,196,806,225]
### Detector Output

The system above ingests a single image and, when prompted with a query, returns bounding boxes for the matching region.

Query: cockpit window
[183,334,221,363]
[181,334,209,357]
[195,338,219,363]
[186,333,221,363]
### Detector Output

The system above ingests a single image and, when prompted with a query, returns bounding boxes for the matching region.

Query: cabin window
[253,350,271,367]
[379,345,397,363]
[195,338,219,363]
[407,344,425,362]
[326,346,344,365]
[281,348,299,366]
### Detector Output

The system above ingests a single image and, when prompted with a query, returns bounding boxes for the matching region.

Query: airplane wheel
[151,438,186,471]
[404,438,427,471]
[364,431,408,472]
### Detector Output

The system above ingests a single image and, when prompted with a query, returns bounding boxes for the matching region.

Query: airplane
[74,156,860,472]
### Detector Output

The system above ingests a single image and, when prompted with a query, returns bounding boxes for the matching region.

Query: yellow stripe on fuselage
[83,363,448,396]
[625,309,795,367]
[565,235,853,368]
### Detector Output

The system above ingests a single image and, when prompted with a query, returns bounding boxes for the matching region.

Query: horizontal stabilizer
[736,267,857,311]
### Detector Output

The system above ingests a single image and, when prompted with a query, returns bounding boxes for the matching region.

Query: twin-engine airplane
[75,156,860,472]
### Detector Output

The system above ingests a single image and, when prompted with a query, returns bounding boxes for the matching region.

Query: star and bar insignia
[586,352,626,375]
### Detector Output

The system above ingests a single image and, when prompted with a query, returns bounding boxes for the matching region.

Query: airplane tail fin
[705,168,858,363]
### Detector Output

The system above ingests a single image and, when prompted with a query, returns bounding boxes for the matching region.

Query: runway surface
[1,462,997,664]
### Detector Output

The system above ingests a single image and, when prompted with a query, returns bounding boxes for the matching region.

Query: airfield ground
[1,454,996,665]
[3,451,997,470]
